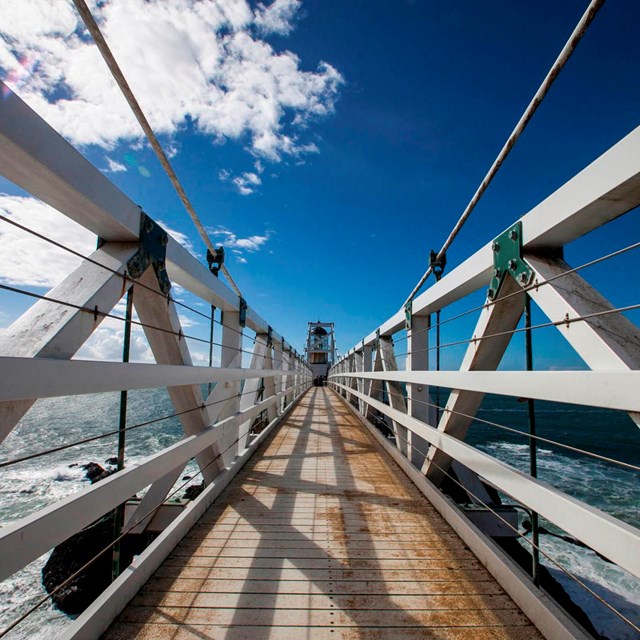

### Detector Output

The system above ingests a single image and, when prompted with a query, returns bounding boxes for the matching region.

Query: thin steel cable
[0,392,240,470]
[389,301,640,359]
[0,214,302,352]
[0,380,310,470]
[364,239,640,350]
[404,0,605,306]
[331,381,640,473]
[0,385,311,638]
[0,213,213,322]
[380,423,640,635]
[70,0,242,298]
[0,282,301,364]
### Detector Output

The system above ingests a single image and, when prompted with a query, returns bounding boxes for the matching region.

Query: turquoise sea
[0,387,639,639]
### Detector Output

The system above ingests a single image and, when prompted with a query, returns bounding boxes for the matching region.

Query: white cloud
[208,225,271,262]
[255,0,301,36]
[0,195,96,288]
[232,171,262,195]
[75,319,154,363]
[157,219,195,254]
[0,0,343,172]
[104,156,127,173]
[210,226,270,252]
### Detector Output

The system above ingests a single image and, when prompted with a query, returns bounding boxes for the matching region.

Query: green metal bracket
[375,328,380,348]
[266,325,273,347]
[404,300,412,330]
[487,222,533,301]
[127,212,170,295]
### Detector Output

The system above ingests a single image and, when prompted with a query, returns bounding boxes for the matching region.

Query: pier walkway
[103,388,541,640]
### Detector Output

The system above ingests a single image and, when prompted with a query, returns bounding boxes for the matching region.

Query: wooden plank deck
[103,387,542,640]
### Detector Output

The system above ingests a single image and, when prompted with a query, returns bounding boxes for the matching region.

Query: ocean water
[0,389,639,638]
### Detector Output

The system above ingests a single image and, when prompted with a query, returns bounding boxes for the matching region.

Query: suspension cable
[70,0,242,298]
[343,238,640,361]
[403,0,605,306]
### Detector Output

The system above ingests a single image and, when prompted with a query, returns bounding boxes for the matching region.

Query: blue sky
[0,0,639,368]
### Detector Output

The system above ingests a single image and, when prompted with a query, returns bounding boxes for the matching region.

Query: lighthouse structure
[305,321,336,384]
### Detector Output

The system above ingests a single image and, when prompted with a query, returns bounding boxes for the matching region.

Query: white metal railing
[0,81,311,637]
[329,122,640,634]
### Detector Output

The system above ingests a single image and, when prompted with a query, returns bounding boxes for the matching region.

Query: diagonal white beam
[0,243,137,443]
[0,389,289,582]
[133,268,222,483]
[422,277,525,484]
[526,253,640,426]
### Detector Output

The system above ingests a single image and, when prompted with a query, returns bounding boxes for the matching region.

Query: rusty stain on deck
[102,387,543,640]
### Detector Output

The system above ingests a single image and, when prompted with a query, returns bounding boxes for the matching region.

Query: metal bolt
[508,259,517,271]
[508,229,518,241]
[493,268,501,277]
[491,241,500,252]
[519,273,528,284]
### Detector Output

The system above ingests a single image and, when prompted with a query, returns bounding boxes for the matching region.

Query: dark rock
[81,462,115,484]
[105,457,118,466]
[42,514,153,615]
[92,469,115,484]
[68,463,78,468]
[81,462,106,482]
[182,475,192,481]
[183,483,204,501]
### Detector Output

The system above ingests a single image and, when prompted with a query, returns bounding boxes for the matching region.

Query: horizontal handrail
[331,382,640,581]
[332,370,640,413]
[0,358,292,401]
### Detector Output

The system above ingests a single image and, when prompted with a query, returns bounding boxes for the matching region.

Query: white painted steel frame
[0,384,306,582]
[0,80,313,624]
[0,82,290,344]
[335,123,640,351]
[332,382,640,581]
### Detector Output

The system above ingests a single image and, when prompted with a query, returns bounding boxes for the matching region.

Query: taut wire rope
[71,0,242,298]
[403,0,605,306]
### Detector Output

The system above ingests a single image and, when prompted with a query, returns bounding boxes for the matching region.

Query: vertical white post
[407,314,434,467]
[263,336,277,423]
[354,349,364,414]
[280,344,289,412]
[237,333,269,452]
[203,310,243,466]
[378,336,409,457]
